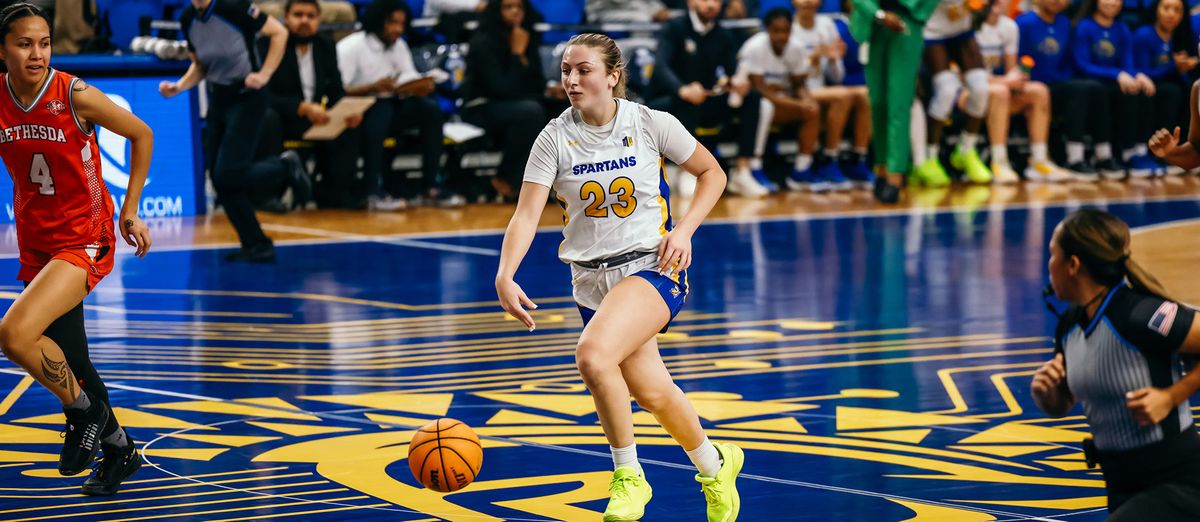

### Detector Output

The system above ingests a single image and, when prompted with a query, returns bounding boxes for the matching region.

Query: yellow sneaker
[603,467,652,522]
[910,157,951,187]
[696,442,743,522]
[951,146,993,184]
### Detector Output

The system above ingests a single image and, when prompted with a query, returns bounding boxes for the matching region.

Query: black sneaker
[1093,158,1126,180]
[59,395,109,476]
[872,177,901,204]
[82,431,141,496]
[1065,161,1100,181]
[224,242,276,263]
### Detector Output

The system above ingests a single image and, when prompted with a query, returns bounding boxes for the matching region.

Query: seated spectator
[736,8,821,193]
[786,0,866,191]
[586,0,673,23]
[646,0,764,197]
[1074,0,1161,177]
[338,0,448,209]
[261,0,365,209]
[975,0,1072,181]
[1133,0,1193,151]
[1017,0,1112,178]
[258,1,360,41]
[829,3,874,187]
[461,0,563,199]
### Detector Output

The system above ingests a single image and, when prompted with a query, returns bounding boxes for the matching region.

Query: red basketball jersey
[0,69,114,259]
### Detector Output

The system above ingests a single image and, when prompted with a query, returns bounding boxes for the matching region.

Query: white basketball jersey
[548,100,682,263]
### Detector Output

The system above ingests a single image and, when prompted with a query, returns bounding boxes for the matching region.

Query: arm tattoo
[41,349,76,399]
[72,81,90,93]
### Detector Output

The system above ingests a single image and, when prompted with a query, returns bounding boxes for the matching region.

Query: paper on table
[443,121,485,143]
[301,96,376,141]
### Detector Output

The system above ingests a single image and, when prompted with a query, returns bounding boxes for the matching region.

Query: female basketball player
[0,3,152,496]
[1035,208,1200,519]
[496,33,742,522]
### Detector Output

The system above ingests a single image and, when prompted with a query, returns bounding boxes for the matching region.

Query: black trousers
[360,96,444,197]
[646,91,761,159]
[1098,81,1150,153]
[1050,79,1112,145]
[1098,429,1200,519]
[461,99,545,187]
[205,85,278,249]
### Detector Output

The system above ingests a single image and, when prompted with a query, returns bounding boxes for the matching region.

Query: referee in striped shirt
[1035,208,1200,520]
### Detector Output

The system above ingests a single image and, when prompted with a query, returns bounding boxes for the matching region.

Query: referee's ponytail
[566,33,627,99]
[1057,208,1175,303]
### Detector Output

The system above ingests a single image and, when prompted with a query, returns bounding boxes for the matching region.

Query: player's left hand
[657,229,692,279]
[1126,386,1175,427]
[120,214,152,258]
[244,72,270,90]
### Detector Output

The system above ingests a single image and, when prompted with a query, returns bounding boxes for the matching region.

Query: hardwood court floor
[0,178,1196,521]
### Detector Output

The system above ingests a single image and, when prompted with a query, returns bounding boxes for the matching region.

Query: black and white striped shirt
[1056,282,1197,451]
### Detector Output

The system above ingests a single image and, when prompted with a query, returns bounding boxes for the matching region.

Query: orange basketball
[408,418,483,492]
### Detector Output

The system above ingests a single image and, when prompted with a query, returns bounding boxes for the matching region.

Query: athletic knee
[963,69,990,118]
[633,384,681,413]
[575,339,614,384]
[929,70,963,120]
[1025,81,1049,101]
[0,317,34,356]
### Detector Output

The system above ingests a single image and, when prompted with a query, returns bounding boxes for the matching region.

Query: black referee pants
[205,85,275,249]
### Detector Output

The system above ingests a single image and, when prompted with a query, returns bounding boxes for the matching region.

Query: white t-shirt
[924,0,974,39]
[975,16,1020,74]
[791,15,845,90]
[737,32,810,89]
[524,99,698,263]
[297,45,316,102]
[335,31,421,93]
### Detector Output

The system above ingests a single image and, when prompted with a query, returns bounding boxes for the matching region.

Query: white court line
[262,223,501,256]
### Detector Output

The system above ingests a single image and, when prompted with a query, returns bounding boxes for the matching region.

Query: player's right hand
[158,81,180,98]
[1149,126,1180,159]
[1031,353,1066,399]
[496,278,537,331]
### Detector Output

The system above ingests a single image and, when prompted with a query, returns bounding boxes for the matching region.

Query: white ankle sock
[611,443,642,475]
[960,133,980,151]
[990,144,1008,163]
[686,438,723,478]
[794,154,813,171]
[749,157,763,171]
[1031,143,1048,162]
[1095,143,1113,160]
[927,144,940,161]
[1067,142,1085,164]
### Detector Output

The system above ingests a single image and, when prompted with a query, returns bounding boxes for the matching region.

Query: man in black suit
[263,0,365,208]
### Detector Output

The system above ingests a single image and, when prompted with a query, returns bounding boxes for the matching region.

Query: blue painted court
[1,196,1199,520]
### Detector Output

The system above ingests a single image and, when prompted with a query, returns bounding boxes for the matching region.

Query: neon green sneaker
[603,467,652,522]
[696,442,744,522]
[950,146,993,184]
[910,157,951,187]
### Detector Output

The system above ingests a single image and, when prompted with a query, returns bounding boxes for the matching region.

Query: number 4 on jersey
[29,153,54,195]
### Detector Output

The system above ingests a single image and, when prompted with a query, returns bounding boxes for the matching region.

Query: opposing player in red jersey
[0,3,152,495]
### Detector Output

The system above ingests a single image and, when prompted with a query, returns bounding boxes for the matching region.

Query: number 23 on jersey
[580,177,637,218]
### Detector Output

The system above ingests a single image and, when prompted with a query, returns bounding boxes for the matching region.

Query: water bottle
[445,45,466,93]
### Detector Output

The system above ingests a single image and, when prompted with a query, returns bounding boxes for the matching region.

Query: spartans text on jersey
[572,156,637,175]
[0,124,68,144]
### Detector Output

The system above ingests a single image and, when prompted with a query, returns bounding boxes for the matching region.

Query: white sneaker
[991,159,1020,184]
[1024,159,1073,182]
[369,195,408,211]
[725,166,769,198]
